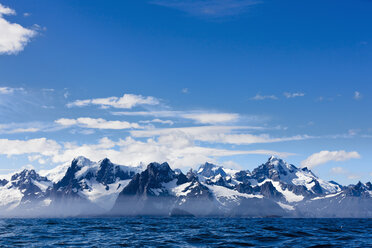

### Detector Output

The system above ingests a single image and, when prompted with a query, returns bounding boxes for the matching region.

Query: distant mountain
[0,156,370,217]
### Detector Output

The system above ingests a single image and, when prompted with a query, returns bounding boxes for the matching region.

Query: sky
[0,0,371,185]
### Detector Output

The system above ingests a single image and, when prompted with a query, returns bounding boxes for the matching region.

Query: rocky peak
[251,157,297,182]
[366,182,372,190]
[0,179,8,186]
[343,181,370,197]
[197,162,226,178]
[95,158,135,185]
[146,162,175,183]
[11,169,48,187]
[53,157,93,193]
[72,156,94,168]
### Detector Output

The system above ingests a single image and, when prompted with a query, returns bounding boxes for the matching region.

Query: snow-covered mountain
[0,156,370,217]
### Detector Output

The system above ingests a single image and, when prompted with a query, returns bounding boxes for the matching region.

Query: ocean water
[0,218,371,247]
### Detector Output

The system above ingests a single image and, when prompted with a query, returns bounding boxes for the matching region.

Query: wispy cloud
[330,167,360,180]
[67,93,160,109]
[131,125,312,145]
[182,113,239,124]
[112,110,243,124]
[0,3,37,55]
[0,87,25,94]
[283,92,305,98]
[251,93,278,101]
[354,91,362,100]
[151,0,260,18]
[301,150,361,169]
[55,117,143,130]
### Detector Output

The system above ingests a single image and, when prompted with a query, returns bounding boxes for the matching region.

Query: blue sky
[0,0,371,185]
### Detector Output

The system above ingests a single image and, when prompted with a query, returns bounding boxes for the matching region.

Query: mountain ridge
[0,156,370,217]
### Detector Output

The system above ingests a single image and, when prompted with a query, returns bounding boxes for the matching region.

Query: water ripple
[0,218,370,247]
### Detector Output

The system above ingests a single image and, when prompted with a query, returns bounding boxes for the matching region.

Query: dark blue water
[0,218,371,247]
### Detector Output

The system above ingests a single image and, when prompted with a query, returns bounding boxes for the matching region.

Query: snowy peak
[72,156,95,168]
[51,157,138,203]
[197,162,227,178]
[10,169,49,184]
[252,156,297,182]
[0,169,52,211]
[9,169,51,194]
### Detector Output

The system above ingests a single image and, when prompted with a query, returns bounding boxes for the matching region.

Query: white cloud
[301,150,361,168]
[354,91,362,100]
[67,93,160,109]
[182,88,189,94]
[51,136,294,169]
[283,92,305,98]
[0,135,294,170]
[0,138,60,157]
[0,87,25,94]
[55,117,142,130]
[0,3,37,54]
[251,94,278,100]
[139,119,174,125]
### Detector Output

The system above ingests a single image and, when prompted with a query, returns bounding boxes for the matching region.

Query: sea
[0,218,371,247]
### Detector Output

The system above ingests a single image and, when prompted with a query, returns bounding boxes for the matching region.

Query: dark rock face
[112,162,188,215]
[284,184,313,198]
[234,170,251,184]
[118,162,176,197]
[0,179,8,186]
[96,158,135,185]
[259,181,284,200]
[53,158,86,198]
[343,182,371,197]
[236,183,255,194]
[311,180,323,195]
[366,182,372,191]
[237,181,285,201]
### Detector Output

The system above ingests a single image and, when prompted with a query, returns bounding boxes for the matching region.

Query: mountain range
[0,156,371,218]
